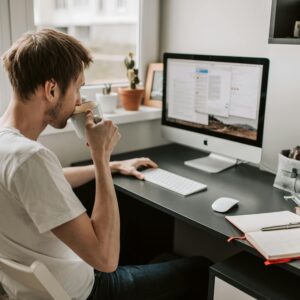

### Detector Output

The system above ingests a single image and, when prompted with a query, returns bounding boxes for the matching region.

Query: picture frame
[144,63,163,107]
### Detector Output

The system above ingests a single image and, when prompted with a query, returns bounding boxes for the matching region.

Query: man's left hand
[110,158,158,180]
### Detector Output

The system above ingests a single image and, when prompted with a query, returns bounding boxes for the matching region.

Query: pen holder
[273,150,300,193]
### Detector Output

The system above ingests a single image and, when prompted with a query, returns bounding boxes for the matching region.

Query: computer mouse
[211,197,239,213]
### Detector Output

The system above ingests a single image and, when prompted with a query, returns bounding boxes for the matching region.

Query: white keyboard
[142,168,207,196]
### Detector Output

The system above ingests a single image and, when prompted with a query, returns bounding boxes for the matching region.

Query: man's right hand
[85,110,121,161]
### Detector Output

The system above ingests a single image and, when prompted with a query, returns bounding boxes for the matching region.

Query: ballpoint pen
[261,222,300,231]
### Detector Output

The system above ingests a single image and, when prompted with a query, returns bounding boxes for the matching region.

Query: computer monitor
[162,53,269,173]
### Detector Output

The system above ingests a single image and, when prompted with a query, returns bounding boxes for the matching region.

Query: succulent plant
[102,83,111,95]
[124,52,140,89]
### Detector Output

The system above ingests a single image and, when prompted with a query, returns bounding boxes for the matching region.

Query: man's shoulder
[1,128,45,156]
[0,127,57,175]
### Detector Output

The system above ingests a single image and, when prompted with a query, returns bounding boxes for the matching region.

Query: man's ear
[44,79,58,102]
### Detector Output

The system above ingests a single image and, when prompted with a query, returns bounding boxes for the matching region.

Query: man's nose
[76,97,82,106]
[78,95,87,105]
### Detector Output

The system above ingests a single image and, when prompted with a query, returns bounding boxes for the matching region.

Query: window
[0,0,160,115]
[73,0,89,8]
[34,0,139,85]
[0,0,12,115]
[55,0,67,9]
[116,0,126,9]
[98,0,104,11]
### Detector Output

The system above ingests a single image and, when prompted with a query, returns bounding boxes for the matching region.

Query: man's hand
[111,157,158,180]
[85,110,121,162]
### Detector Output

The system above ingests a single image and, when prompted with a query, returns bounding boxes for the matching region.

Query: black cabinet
[269,0,300,44]
[208,252,299,300]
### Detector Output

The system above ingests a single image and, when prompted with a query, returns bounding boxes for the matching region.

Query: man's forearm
[63,165,96,188]
[64,162,122,188]
[92,158,120,269]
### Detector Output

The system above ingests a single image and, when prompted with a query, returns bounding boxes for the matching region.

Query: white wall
[160,0,300,172]
[39,119,167,167]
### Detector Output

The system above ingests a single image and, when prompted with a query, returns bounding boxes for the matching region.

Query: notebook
[226,211,300,264]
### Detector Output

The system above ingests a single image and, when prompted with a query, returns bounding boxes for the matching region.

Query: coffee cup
[70,100,103,139]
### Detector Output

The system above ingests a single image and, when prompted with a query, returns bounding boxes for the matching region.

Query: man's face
[47,71,85,129]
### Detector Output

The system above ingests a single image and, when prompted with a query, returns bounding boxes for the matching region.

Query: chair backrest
[0,258,71,300]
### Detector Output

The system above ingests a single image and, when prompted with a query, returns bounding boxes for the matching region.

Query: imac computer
[162,53,269,173]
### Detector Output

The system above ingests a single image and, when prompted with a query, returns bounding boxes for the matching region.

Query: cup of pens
[273,147,300,193]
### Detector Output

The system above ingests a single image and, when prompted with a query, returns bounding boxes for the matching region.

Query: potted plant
[96,84,118,114]
[118,52,144,111]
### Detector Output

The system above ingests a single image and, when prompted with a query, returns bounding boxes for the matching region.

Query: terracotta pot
[118,87,144,111]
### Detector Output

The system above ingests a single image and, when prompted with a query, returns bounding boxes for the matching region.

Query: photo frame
[144,63,163,107]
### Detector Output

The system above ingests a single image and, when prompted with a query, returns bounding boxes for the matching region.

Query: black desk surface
[110,144,300,276]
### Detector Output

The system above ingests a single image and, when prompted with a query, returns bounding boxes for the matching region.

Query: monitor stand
[184,153,237,173]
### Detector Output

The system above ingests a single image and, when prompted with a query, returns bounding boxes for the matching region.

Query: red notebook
[226,211,300,265]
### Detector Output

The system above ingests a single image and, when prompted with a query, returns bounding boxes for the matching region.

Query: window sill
[41,106,162,136]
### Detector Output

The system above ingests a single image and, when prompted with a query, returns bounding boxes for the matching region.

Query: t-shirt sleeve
[11,148,86,234]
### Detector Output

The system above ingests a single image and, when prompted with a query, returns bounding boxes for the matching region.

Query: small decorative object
[102,83,112,95]
[118,52,144,111]
[95,83,118,114]
[294,21,300,38]
[144,63,163,107]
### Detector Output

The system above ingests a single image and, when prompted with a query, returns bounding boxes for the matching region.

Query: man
[0,29,211,299]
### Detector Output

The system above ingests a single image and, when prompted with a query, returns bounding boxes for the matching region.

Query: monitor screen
[162,53,269,173]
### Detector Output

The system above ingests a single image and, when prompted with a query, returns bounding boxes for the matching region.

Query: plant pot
[95,92,118,113]
[118,87,144,111]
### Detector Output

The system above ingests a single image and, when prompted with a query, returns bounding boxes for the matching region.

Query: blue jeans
[87,256,212,300]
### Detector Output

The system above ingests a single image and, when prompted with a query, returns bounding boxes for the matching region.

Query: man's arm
[64,158,158,188]
[52,112,121,272]
[63,165,95,188]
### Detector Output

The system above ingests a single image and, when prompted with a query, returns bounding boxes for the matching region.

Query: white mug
[70,101,103,139]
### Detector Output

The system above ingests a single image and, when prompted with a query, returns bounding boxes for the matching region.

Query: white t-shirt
[0,127,94,300]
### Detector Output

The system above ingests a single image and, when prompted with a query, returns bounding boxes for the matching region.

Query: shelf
[269,37,300,45]
[269,0,300,45]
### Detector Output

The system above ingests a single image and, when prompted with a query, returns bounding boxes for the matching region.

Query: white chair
[0,258,71,300]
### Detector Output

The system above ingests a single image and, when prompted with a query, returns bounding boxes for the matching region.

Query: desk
[108,144,300,275]
[73,144,300,281]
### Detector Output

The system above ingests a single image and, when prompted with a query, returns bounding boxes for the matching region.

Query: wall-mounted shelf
[269,0,300,45]
[269,37,300,45]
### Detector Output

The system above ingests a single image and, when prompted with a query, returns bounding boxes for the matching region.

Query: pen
[261,222,300,231]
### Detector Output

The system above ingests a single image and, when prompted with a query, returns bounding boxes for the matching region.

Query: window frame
[0,0,160,114]
[0,0,12,115]
[0,0,34,115]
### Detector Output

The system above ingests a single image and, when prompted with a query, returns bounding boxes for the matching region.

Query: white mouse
[211,197,239,213]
